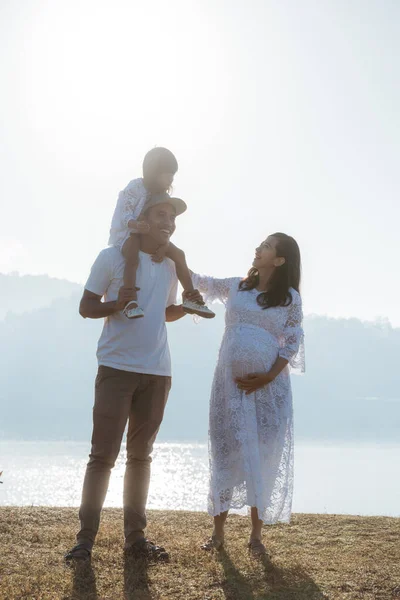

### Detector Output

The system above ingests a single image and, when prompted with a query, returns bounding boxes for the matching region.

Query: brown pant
[77,366,171,548]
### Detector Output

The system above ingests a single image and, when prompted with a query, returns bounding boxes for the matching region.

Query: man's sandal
[248,538,271,558]
[124,538,170,562]
[65,543,92,564]
[201,535,224,551]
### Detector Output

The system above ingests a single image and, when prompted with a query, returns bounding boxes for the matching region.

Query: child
[108,147,215,319]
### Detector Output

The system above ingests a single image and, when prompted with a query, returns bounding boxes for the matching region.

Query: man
[65,192,199,562]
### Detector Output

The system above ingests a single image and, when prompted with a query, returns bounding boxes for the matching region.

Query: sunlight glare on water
[1,441,400,517]
[109,443,209,510]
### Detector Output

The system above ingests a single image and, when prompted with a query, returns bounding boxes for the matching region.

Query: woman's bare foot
[248,538,270,558]
[201,534,224,551]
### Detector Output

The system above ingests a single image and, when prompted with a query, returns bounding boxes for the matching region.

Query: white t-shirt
[85,247,178,376]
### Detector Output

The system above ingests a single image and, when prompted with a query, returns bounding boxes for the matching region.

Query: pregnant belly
[224,327,279,379]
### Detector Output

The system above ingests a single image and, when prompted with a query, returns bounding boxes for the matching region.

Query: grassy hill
[0,507,399,599]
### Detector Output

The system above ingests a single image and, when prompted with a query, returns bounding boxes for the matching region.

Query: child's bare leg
[121,234,144,318]
[165,243,194,293]
[121,234,140,302]
[166,243,215,319]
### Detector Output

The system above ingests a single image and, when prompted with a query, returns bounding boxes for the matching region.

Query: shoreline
[2,442,400,518]
[0,505,399,519]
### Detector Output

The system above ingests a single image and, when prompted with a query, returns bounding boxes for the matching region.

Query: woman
[193,233,304,556]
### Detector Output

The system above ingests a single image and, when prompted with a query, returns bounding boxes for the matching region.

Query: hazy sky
[1,0,399,324]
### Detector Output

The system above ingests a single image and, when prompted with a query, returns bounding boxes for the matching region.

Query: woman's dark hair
[142,147,178,178]
[239,233,301,309]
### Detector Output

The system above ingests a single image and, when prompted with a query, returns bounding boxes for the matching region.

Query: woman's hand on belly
[235,372,274,395]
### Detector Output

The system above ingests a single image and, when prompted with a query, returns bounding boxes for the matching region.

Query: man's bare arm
[165,290,204,323]
[79,287,136,319]
[165,304,186,322]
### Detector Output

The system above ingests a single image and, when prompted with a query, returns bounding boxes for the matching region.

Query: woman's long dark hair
[239,233,301,309]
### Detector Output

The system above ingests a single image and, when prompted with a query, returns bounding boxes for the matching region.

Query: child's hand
[128,220,150,234]
[136,221,150,234]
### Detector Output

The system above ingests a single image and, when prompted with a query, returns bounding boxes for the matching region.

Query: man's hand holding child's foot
[116,286,144,319]
[115,286,138,311]
[182,290,216,319]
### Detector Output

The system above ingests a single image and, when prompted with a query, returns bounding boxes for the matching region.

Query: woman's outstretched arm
[190,272,240,305]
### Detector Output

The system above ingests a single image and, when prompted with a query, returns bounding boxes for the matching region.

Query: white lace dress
[108,178,149,249]
[191,274,305,524]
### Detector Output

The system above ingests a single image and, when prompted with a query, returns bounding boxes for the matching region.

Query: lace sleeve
[279,291,305,374]
[120,180,145,228]
[191,273,240,305]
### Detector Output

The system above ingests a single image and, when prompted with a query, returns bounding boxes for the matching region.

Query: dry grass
[0,508,399,600]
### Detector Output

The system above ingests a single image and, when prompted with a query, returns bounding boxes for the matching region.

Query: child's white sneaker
[123,301,144,319]
[182,299,215,319]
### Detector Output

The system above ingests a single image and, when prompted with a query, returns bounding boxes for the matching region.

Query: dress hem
[208,503,291,526]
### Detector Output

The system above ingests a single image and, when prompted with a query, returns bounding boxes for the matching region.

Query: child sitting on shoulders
[108,147,215,319]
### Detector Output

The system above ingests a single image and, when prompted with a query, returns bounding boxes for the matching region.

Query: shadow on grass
[70,561,98,600]
[123,553,151,600]
[219,549,326,600]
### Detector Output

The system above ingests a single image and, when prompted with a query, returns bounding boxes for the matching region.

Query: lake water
[0,441,399,517]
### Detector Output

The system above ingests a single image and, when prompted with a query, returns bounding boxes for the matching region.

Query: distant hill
[0,273,81,319]
[0,273,399,442]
